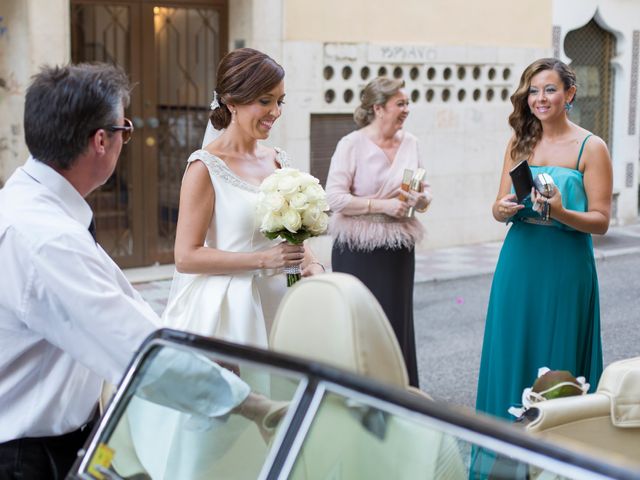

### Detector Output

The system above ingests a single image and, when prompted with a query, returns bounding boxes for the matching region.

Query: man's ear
[89,129,108,155]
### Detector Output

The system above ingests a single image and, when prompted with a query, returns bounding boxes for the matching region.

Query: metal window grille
[564,19,616,148]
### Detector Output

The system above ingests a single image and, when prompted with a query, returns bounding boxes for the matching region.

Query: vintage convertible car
[68,274,640,479]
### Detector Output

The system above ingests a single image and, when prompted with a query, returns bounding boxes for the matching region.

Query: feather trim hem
[329,214,424,251]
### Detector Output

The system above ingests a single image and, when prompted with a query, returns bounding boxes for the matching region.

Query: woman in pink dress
[325,77,432,387]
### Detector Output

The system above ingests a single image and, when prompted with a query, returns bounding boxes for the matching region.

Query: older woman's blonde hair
[354,77,405,128]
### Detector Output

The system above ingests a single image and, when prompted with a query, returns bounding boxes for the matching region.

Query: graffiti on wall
[0,72,22,103]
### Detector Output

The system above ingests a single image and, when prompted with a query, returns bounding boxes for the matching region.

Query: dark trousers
[332,243,420,387]
[0,422,94,480]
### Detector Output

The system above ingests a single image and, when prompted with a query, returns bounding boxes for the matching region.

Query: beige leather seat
[269,272,466,479]
[526,356,640,468]
[270,272,412,391]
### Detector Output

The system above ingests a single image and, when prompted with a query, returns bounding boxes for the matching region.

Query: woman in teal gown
[476,58,613,426]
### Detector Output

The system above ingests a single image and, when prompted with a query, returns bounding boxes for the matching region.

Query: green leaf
[264,228,313,245]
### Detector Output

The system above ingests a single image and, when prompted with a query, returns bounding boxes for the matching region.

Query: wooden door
[71,0,227,267]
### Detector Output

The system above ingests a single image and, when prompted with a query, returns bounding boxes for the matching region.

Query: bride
[127,48,323,479]
[164,48,324,347]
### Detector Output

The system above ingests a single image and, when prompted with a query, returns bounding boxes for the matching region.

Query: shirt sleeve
[24,233,159,384]
[325,136,357,213]
[135,349,250,421]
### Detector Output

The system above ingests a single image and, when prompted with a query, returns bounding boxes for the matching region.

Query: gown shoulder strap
[576,134,593,170]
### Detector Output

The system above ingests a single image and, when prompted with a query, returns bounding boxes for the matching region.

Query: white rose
[277,175,300,196]
[281,209,302,233]
[302,205,321,227]
[264,192,286,212]
[308,212,329,235]
[303,184,325,202]
[261,212,284,233]
[260,174,280,193]
[298,172,319,189]
[315,199,330,212]
[289,192,309,211]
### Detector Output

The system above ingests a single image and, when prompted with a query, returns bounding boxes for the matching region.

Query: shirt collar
[21,156,93,229]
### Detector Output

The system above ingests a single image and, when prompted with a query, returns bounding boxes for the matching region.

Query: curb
[416,238,640,284]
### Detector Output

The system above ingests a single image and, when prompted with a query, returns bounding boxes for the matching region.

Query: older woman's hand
[380,197,411,218]
[399,187,432,212]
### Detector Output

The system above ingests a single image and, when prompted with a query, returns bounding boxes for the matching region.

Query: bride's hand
[302,261,325,277]
[259,242,305,269]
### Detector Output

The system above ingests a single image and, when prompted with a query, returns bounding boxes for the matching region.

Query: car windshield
[71,331,640,480]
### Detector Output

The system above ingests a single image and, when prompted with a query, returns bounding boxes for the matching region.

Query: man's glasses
[105,117,134,144]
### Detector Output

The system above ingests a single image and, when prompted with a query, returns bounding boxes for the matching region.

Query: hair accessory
[564,102,573,112]
[210,90,220,111]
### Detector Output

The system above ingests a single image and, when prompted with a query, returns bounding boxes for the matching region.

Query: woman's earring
[232,110,237,123]
[564,102,573,112]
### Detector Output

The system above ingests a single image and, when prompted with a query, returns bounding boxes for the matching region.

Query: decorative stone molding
[321,43,514,108]
[629,30,639,135]
[625,162,634,188]
[552,26,562,59]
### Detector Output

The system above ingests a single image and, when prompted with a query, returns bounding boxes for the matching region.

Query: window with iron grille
[564,19,616,149]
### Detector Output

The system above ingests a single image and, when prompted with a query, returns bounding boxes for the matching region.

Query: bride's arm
[174,160,304,275]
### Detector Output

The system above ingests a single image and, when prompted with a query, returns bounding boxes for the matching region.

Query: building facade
[553,0,640,228]
[1,0,637,267]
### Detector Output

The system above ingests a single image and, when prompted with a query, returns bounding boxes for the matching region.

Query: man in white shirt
[0,63,159,479]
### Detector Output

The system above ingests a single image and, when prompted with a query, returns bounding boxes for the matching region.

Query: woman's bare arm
[548,136,612,234]
[173,160,304,274]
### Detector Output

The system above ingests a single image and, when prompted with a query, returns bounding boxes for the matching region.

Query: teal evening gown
[476,141,603,423]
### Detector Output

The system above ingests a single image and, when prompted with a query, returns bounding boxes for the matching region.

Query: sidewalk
[130,222,640,315]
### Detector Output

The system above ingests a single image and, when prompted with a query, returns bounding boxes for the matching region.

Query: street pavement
[131,222,640,411]
[131,222,640,315]
[415,250,640,411]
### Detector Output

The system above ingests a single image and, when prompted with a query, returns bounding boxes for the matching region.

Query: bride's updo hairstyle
[354,77,405,128]
[508,58,577,162]
[209,48,285,130]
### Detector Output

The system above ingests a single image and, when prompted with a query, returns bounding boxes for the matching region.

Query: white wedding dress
[162,147,291,347]
[126,147,291,479]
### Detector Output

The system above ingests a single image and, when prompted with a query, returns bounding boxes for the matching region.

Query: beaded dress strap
[187,148,288,193]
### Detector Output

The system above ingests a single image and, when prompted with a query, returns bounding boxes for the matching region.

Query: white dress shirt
[0,157,158,442]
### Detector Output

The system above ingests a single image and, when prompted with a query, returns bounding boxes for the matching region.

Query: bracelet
[309,261,326,272]
[366,199,371,213]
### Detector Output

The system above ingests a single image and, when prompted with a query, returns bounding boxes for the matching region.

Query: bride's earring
[232,109,237,124]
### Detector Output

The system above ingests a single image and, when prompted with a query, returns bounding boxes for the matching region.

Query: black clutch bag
[509,160,534,203]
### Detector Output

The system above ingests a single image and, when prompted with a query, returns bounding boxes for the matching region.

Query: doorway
[71,1,227,267]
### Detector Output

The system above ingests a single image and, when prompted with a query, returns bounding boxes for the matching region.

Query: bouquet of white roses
[257,168,329,286]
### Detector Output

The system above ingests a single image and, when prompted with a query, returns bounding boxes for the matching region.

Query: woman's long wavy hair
[508,58,577,162]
